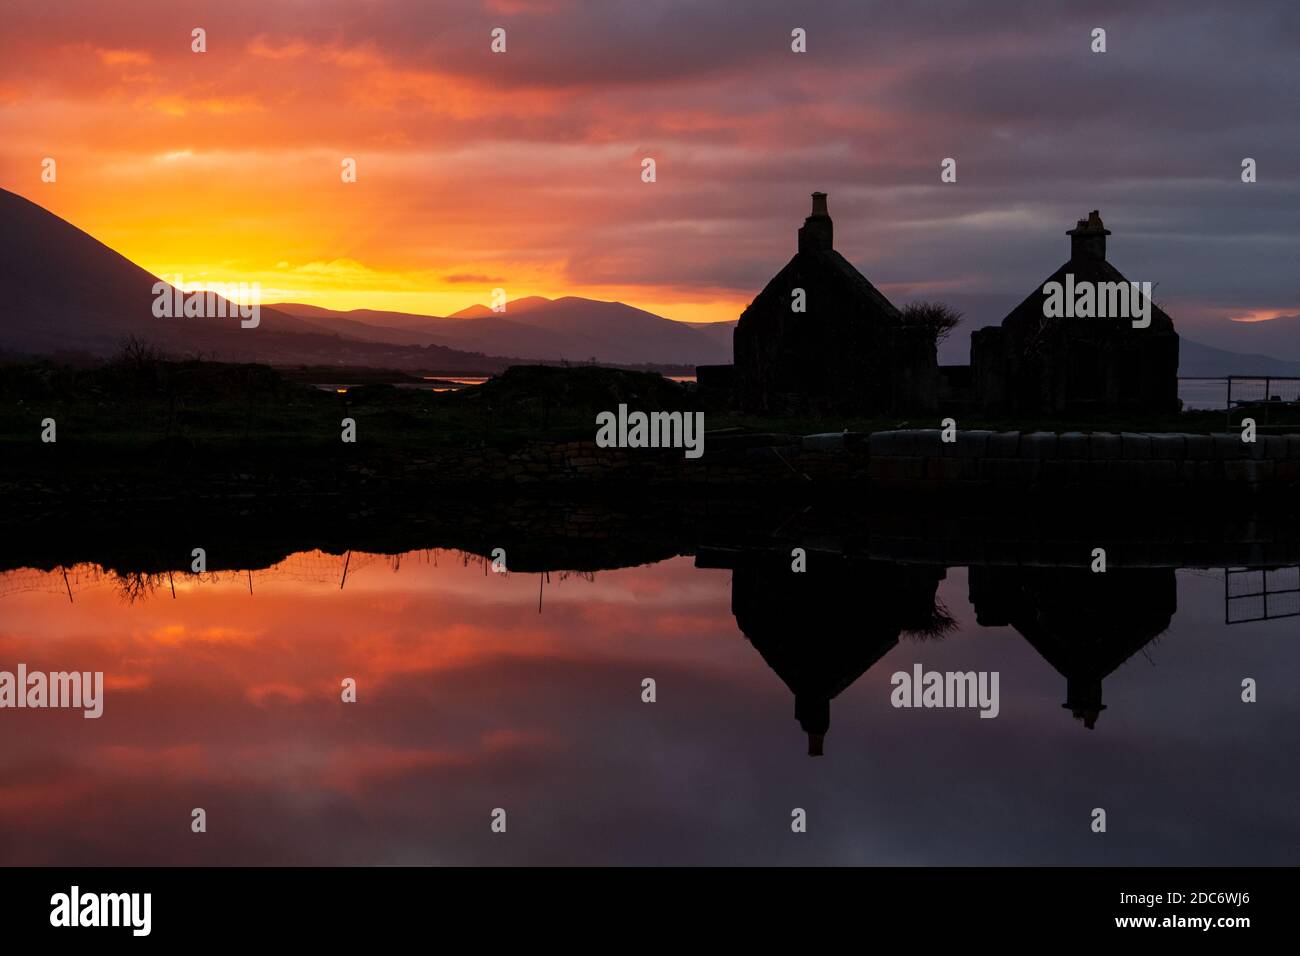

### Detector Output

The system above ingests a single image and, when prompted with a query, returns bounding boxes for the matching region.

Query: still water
[1,552,1296,865]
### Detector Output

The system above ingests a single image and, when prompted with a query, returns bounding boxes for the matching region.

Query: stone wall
[416,428,1297,490]
[858,429,1300,491]
[7,429,1298,502]
[387,428,1300,492]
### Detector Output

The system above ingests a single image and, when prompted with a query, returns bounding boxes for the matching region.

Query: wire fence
[1178,375,1300,414]
[1225,566,1300,624]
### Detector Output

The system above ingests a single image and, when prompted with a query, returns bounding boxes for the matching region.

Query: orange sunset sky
[1,0,774,323]
[1,0,1297,345]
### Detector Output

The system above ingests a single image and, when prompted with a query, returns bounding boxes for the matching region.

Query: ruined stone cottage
[731,193,938,415]
[971,211,1180,416]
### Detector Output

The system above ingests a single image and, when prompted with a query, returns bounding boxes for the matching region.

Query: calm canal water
[0,552,1296,865]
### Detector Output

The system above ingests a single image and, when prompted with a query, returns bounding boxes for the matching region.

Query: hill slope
[0,188,336,354]
[0,188,521,372]
[1179,337,1300,377]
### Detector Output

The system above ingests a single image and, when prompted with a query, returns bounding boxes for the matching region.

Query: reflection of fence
[1225,567,1300,624]
[1226,376,1300,427]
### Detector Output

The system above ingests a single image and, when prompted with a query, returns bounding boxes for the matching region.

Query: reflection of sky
[0,555,1295,865]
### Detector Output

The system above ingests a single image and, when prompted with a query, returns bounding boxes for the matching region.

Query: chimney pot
[798,191,833,253]
[1066,209,1111,261]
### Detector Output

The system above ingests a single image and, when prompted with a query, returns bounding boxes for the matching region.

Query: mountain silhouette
[0,188,332,354]
[1185,313,1300,364]
[448,296,553,319]
[0,188,528,371]
[1177,337,1300,377]
[270,301,594,359]
[272,295,733,366]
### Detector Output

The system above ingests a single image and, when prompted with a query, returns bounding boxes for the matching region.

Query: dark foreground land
[3,355,1300,510]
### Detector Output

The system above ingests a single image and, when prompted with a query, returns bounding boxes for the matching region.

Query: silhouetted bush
[902,301,963,348]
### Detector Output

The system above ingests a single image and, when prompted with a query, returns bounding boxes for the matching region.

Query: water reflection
[719,556,1185,751]
[969,566,1176,730]
[723,555,948,755]
[1,530,1297,865]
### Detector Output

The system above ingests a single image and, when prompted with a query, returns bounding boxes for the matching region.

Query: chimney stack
[1067,209,1110,261]
[798,191,833,253]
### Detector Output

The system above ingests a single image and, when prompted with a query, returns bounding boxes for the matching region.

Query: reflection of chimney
[796,694,830,757]
[798,191,833,253]
[1063,677,1107,730]
[1074,709,1102,730]
[1067,209,1110,261]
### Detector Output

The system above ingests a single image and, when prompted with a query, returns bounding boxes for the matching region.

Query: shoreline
[4,479,1300,579]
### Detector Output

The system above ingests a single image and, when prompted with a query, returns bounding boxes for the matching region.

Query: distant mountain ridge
[270,296,734,367]
[0,188,699,372]
[1178,337,1300,378]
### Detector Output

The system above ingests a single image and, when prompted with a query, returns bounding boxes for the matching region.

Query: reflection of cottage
[719,553,946,755]
[968,566,1175,728]
[732,193,938,415]
[971,211,1180,415]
